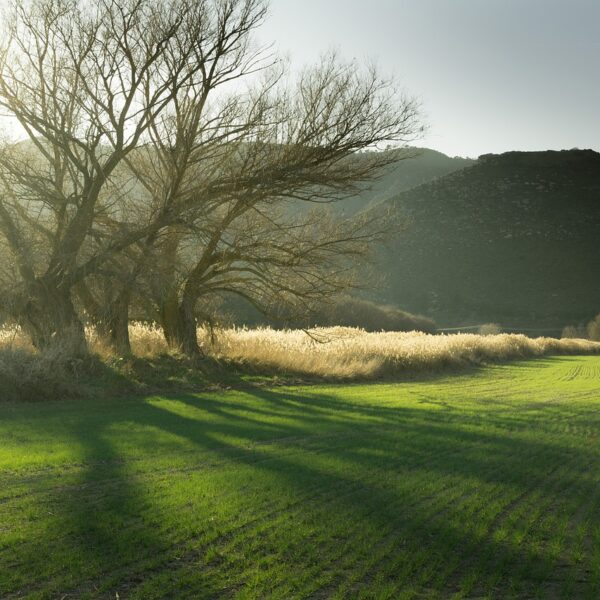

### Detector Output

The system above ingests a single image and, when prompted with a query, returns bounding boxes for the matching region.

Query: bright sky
[258,0,600,158]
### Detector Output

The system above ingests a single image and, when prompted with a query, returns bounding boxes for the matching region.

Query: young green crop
[1,356,600,598]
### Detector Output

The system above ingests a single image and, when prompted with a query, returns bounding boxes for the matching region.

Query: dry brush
[1,324,599,401]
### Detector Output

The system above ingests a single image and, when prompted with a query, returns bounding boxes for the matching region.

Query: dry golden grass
[0,327,80,402]
[197,326,600,379]
[117,323,600,380]
[1,324,599,399]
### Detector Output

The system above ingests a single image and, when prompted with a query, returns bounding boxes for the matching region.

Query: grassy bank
[2,356,600,598]
[1,325,599,401]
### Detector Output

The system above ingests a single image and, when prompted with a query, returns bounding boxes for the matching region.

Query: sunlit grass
[1,356,600,597]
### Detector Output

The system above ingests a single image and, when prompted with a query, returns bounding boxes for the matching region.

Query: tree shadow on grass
[4,378,600,598]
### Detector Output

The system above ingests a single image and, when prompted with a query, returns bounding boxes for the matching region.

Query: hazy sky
[258,0,600,158]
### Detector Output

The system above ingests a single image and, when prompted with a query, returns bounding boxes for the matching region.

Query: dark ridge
[370,149,600,329]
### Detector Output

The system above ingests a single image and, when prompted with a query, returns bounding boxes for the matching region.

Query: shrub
[0,347,80,402]
[562,325,583,339]
[561,314,600,340]
[478,323,502,336]
[587,314,600,341]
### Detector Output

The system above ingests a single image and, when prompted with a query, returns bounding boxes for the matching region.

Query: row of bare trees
[0,0,422,357]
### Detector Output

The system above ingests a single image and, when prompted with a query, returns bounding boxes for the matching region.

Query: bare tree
[130,55,422,356]
[0,0,269,352]
[0,0,423,357]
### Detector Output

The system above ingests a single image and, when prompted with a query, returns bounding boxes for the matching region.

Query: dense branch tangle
[0,0,422,356]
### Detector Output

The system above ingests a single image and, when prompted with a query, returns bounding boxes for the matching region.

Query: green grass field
[2,356,600,599]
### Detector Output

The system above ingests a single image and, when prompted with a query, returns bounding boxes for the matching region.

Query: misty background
[259,0,600,158]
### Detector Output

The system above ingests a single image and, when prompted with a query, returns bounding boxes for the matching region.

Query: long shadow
[124,387,600,597]
[127,390,600,592]
[4,376,600,598]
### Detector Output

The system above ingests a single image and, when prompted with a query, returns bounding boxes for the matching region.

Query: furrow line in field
[251,445,499,599]
[450,450,591,598]
[118,443,476,599]
[2,473,361,599]
[348,440,567,598]
[3,427,468,597]
[0,418,436,503]
[69,426,488,599]
[531,467,600,599]
[276,434,561,598]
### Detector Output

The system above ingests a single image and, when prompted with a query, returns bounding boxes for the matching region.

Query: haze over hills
[371,148,600,331]
[335,148,474,215]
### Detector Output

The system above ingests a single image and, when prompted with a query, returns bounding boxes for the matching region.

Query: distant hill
[372,149,600,330]
[333,148,474,215]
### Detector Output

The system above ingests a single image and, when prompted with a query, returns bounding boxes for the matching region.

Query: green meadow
[2,356,600,599]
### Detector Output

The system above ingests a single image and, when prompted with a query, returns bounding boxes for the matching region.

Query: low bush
[478,323,503,336]
[0,346,81,402]
[562,313,600,341]
[587,314,600,341]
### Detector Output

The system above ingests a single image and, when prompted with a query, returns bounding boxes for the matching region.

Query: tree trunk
[19,279,88,356]
[179,294,201,357]
[159,289,201,357]
[76,280,131,355]
[96,295,132,356]
[107,296,132,356]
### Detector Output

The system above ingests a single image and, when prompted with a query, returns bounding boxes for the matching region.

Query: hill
[223,148,473,327]
[373,149,600,330]
[332,147,474,215]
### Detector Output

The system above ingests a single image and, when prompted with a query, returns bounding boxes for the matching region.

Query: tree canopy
[0,0,423,356]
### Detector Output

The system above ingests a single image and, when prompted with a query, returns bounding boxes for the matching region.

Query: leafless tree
[0,0,269,353]
[121,52,423,356]
[0,0,423,357]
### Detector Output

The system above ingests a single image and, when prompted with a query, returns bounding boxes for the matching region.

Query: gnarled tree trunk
[77,281,132,355]
[98,295,132,356]
[159,289,202,358]
[18,279,87,355]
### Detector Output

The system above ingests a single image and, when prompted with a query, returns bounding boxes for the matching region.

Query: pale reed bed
[1,324,599,389]
[195,326,600,379]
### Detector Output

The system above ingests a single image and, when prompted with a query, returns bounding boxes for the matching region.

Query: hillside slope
[374,149,600,329]
[331,147,474,215]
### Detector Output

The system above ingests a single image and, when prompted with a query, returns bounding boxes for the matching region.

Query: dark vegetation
[221,294,437,332]
[373,149,600,329]
[303,296,437,332]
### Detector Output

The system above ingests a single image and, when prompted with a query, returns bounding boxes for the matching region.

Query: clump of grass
[588,314,600,341]
[87,323,170,358]
[0,325,34,351]
[0,342,81,402]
